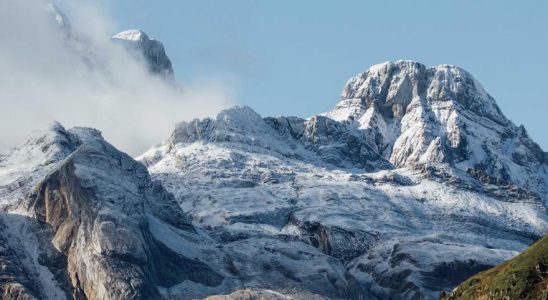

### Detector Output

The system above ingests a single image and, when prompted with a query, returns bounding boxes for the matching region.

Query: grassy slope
[442,235,547,300]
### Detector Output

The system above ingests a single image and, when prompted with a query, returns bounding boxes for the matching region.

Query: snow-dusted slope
[140,61,547,299]
[0,123,231,299]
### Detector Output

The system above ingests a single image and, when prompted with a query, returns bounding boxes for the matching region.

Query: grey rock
[112,29,174,80]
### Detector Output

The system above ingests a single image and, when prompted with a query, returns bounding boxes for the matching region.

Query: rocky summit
[0,4,547,300]
[112,29,175,80]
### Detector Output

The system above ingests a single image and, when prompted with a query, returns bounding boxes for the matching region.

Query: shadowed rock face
[31,159,160,299]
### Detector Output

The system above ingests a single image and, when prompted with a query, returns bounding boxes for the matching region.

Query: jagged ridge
[139,61,547,299]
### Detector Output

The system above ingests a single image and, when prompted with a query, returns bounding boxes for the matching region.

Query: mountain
[139,61,547,299]
[0,123,226,299]
[1,5,546,298]
[442,234,547,300]
[1,48,546,298]
[112,29,175,80]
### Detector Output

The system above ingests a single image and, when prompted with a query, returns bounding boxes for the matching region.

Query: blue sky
[109,1,547,149]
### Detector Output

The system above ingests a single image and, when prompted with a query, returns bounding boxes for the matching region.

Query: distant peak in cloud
[112,29,175,80]
[0,0,235,155]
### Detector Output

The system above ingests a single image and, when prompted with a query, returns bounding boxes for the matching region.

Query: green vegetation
[442,235,548,300]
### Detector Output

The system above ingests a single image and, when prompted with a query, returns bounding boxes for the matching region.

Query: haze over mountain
[0,2,546,300]
[0,0,234,155]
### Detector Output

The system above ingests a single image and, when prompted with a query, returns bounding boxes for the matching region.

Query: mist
[0,0,235,156]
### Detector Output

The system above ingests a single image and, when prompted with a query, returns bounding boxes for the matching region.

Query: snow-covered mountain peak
[143,58,547,200]
[112,29,174,80]
[215,105,265,128]
[320,61,547,201]
[0,122,87,211]
[332,60,504,123]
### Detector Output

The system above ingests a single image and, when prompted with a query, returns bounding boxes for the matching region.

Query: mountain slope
[0,123,227,299]
[442,234,547,300]
[140,61,547,300]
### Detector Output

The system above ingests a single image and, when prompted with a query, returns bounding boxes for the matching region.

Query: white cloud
[0,0,235,155]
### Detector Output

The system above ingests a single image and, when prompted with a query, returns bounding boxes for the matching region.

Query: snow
[138,61,547,298]
[367,61,391,74]
[112,29,147,42]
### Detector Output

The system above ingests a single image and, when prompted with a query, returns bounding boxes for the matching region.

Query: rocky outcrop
[30,127,221,299]
[0,124,224,300]
[112,30,174,80]
[326,60,547,201]
[289,214,378,262]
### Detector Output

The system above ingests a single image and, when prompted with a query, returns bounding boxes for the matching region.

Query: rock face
[140,61,547,299]
[112,29,174,80]
[0,124,224,299]
[327,61,547,202]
